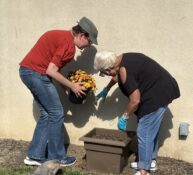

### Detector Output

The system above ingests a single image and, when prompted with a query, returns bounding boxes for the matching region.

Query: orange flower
[67,69,97,93]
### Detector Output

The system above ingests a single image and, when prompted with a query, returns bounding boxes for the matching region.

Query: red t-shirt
[20,30,75,74]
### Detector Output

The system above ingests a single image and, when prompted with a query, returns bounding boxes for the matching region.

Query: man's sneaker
[60,156,76,167]
[134,171,150,175]
[131,160,157,172]
[24,156,42,166]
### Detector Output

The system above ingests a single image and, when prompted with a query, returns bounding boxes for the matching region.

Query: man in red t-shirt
[19,17,98,166]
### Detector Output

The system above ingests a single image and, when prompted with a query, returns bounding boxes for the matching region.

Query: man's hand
[95,87,109,102]
[117,115,129,131]
[71,83,86,97]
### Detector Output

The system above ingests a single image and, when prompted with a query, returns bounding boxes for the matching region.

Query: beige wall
[0,0,193,163]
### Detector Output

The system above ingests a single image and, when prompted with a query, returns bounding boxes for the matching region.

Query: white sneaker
[24,156,42,166]
[131,160,157,172]
[134,171,150,175]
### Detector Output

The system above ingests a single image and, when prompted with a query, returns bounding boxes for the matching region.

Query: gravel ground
[0,139,193,175]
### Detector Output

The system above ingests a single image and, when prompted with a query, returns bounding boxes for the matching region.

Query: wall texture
[0,0,193,163]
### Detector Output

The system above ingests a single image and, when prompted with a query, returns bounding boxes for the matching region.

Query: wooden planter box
[80,128,136,174]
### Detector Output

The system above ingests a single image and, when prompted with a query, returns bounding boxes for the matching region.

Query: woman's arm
[119,66,140,117]
[124,89,140,117]
[106,75,118,90]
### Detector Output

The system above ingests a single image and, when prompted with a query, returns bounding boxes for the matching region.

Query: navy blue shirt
[118,53,180,118]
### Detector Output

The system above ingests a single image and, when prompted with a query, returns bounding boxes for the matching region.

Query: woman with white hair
[94,51,180,175]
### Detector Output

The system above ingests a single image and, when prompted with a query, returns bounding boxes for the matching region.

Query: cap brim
[90,36,98,45]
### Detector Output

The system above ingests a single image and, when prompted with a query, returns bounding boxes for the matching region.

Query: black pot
[69,90,88,104]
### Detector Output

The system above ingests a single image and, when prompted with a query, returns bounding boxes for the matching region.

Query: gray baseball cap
[77,17,98,45]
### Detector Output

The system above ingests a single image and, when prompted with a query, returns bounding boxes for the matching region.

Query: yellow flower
[67,69,97,93]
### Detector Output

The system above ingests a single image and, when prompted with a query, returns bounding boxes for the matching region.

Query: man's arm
[46,62,85,96]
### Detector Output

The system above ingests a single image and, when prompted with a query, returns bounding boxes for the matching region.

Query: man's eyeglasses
[84,33,92,45]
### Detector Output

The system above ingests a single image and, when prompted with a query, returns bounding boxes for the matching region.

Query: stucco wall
[0,0,193,163]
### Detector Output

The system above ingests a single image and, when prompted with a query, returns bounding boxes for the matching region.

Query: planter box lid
[79,128,135,147]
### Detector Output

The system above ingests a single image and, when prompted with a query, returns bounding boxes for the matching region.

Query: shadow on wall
[32,47,174,149]
[61,46,98,74]
[58,46,98,128]
[159,108,174,147]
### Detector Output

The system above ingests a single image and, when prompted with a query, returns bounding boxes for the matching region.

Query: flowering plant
[67,69,97,93]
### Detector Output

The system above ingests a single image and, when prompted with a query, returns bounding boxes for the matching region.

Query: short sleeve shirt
[118,53,180,118]
[20,30,75,74]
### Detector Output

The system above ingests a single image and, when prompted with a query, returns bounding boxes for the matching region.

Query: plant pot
[79,128,136,174]
[69,90,88,104]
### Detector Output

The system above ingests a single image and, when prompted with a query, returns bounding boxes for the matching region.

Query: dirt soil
[0,139,193,175]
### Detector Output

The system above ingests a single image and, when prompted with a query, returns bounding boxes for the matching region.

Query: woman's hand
[117,114,129,131]
[95,87,109,102]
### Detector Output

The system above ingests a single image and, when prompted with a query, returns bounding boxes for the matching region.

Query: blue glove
[117,115,129,131]
[95,87,109,102]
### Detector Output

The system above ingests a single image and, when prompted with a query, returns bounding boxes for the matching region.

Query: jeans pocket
[41,75,52,83]
[19,67,34,76]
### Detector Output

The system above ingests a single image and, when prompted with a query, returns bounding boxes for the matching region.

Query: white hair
[94,51,116,71]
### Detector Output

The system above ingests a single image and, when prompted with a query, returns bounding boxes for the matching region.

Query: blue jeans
[137,107,167,170]
[19,66,65,161]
